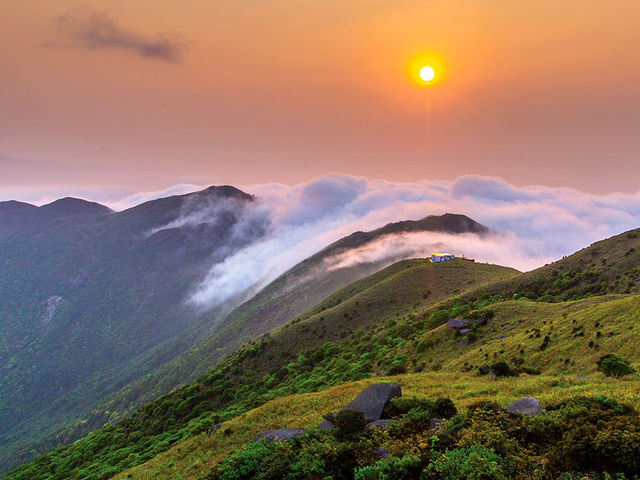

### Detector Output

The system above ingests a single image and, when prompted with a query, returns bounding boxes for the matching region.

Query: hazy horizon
[2,0,639,196]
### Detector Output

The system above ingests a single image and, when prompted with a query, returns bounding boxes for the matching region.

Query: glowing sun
[408,52,445,87]
[419,66,435,82]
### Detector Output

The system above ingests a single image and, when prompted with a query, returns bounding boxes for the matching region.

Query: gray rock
[367,419,398,430]
[472,318,487,326]
[340,383,402,421]
[318,419,334,430]
[254,428,306,443]
[459,328,471,336]
[208,423,223,436]
[375,447,390,459]
[506,397,544,416]
[456,337,470,347]
[429,418,446,433]
[446,318,469,329]
[497,335,508,340]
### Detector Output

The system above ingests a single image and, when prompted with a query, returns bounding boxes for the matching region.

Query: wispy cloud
[4,173,640,311]
[53,9,188,63]
[187,174,640,308]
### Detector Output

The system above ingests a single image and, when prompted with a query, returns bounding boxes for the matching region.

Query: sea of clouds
[117,174,640,310]
[5,173,640,310]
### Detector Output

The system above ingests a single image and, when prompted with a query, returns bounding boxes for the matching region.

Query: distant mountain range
[0,186,490,472]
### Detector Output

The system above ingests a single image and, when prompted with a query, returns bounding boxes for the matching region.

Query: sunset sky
[1,0,639,199]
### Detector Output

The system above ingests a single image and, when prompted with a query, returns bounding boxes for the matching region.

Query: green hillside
[112,292,640,480]
[6,227,640,480]
[0,186,264,473]
[3,259,517,480]
[33,213,492,462]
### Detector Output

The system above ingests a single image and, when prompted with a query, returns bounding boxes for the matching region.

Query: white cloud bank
[6,173,638,310]
[183,174,640,309]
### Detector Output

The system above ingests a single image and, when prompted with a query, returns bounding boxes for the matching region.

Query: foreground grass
[114,371,640,480]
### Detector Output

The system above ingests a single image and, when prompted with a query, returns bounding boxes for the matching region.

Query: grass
[114,370,640,480]
[402,295,640,375]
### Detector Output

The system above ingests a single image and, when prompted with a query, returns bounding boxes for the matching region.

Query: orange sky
[1,0,639,194]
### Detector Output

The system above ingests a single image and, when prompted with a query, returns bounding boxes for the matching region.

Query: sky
[1,0,639,197]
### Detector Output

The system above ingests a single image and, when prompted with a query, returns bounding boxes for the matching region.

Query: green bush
[354,455,422,480]
[423,445,508,480]
[383,396,435,418]
[491,361,513,377]
[324,410,368,440]
[598,354,636,377]
[433,398,457,419]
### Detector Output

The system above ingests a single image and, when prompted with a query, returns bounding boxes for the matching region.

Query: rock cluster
[256,382,402,442]
[250,382,544,444]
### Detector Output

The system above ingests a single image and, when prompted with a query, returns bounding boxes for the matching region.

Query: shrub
[545,396,640,474]
[384,396,434,418]
[354,455,422,480]
[392,407,434,436]
[491,361,513,377]
[324,410,368,440]
[433,398,457,419]
[598,355,636,378]
[423,445,508,480]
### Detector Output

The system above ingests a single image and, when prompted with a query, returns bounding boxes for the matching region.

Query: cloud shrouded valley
[138,174,640,310]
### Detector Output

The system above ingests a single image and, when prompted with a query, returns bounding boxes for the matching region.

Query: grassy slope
[465,228,640,302]
[107,225,640,480]
[81,215,492,429]
[2,260,516,480]
[113,293,640,480]
[8,227,640,480]
[115,368,640,480]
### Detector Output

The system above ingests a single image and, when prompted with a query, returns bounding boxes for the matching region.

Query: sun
[408,52,446,87]
[419,66,435,82]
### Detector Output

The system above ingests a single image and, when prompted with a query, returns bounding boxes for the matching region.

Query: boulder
[318,419,334,430]
[456,337,470,347]
[254,428,306,443]
[367,419,398,430]
[459,328,471,336]
[429,418,446,433]
[340,383,402,421]
[507,397,544,416]
[208,423,223,436]
[446,318,469,329]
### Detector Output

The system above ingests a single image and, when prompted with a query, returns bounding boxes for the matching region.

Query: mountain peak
[194,185,255,202]
[0,200,37,214]
[39,197,112,216]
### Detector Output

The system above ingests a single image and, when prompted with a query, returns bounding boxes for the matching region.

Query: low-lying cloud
[8,173,639,311]
[54,9,188,62]
[182,174,640,310]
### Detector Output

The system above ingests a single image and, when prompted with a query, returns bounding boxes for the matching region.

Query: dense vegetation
[0,203,490,473]
[210,395,640,480]
[4,226,640,479]
[4,260,516,480]
[0,187,264,473]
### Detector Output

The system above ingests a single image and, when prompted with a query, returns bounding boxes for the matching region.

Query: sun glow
[419,66,435,82]
[409,52,446,86]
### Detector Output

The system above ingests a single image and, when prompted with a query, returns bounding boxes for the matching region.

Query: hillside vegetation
[3,260,517,480]
[0,186,264,472]
[73,214,492,430]
[6,227,640,480]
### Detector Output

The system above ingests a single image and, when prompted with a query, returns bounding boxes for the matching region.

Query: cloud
[185,174,640,309]
[5,172,640,311]
[53,9,188,62]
